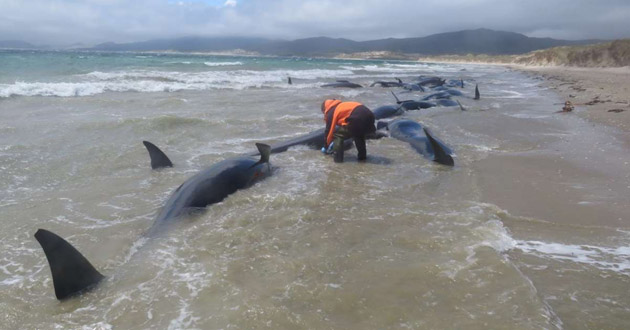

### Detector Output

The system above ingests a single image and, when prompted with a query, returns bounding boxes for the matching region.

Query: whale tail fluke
[423,128,454,166]
[474,84,480,100]
[143,141,173,169]
[34,229,105,300]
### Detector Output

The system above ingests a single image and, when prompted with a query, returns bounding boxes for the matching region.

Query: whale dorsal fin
[423,128,454,166]
[474,84,480,100]
[254,143,271,165]
[391,91,401,104]
[34,229,105,300]
[143,141,173,169]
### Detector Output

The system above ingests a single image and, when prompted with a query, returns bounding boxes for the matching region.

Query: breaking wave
[0,68,353,97]
[472,215,630,275]
[203,61,243,66]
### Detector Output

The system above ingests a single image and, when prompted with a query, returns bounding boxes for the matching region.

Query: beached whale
[435,99,460,107]
[391,91,436,110]
[416,76,446,87]
[370,78,403,87]
[422,91,453,100]
[378,119,454,166]
[445,79,465,88]
[401,82,425,92]
[321,80,362,88]
[400,100,437,110]
[444,89,464,96]
[246,124,392,158]
[246,128,354,156]
[373,105,404,119]
[147,143,272,235]
[35,143,272,300]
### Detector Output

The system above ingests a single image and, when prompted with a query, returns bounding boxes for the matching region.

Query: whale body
[35,143,272,300]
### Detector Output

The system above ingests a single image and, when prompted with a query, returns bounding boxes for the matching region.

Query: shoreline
[3,47,629,133]
[422,59,630,133]
[511,65,630,132]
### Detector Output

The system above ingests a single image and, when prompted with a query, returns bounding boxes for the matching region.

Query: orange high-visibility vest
[322,99,341,120]
[324,101,362,145]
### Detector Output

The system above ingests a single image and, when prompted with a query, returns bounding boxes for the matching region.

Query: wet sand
[469,66,630,329]
[470,64,630,226]
[515,66,630,132]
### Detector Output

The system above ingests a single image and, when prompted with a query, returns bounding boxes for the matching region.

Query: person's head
[321,99,339,113]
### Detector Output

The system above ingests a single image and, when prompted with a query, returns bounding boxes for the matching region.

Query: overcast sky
[1,0,629,46]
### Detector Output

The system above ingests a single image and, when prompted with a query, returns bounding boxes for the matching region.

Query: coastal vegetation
[418,39,630,67]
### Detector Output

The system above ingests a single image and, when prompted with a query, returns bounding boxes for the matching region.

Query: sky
[1,0,629,46]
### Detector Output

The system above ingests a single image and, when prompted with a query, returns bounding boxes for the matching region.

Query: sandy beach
[514,66,630,132]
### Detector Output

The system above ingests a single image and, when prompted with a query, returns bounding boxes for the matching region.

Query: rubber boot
[332,127,348,163]
[334,149,344,163]
[355,136,367,161]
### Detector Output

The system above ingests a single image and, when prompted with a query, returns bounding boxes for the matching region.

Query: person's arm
[324,108,335,146]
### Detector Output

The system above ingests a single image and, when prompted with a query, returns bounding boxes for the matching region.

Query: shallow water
[1,51,629,329]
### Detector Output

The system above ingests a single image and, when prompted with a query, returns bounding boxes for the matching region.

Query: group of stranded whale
[34,74,480,301]
[322,75,480,113]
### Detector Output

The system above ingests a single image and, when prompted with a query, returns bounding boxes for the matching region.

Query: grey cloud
[0,0,628,46]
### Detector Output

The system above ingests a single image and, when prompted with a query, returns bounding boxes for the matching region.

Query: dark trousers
[333,106,375,163]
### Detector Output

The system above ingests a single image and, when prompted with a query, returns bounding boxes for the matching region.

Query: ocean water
[1,50,629,329]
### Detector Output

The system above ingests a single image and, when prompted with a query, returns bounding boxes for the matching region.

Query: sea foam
[0,68,353,97]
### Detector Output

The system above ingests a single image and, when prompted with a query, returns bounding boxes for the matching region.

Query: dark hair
[321,99,337,113]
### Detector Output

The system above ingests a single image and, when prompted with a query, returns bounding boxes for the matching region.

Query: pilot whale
[373,105,404,120]
[370,78,403,87]
[147,143,272,235]
[35,143,272,300]
[321,80,363,88]
[378,119,454,166]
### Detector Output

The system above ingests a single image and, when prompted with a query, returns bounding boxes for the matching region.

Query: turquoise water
[2,50,439,97]
[0,49,405,85]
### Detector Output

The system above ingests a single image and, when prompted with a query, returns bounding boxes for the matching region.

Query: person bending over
[321,99,376,163]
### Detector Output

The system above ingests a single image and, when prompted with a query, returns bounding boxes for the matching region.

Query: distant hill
[90,29,602,56]
[513,39,630,67]
[0,40,39,49]
[418,39,630,67]
[92,36,271,52]
[361,29,600,55]
[255,37,362,56]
